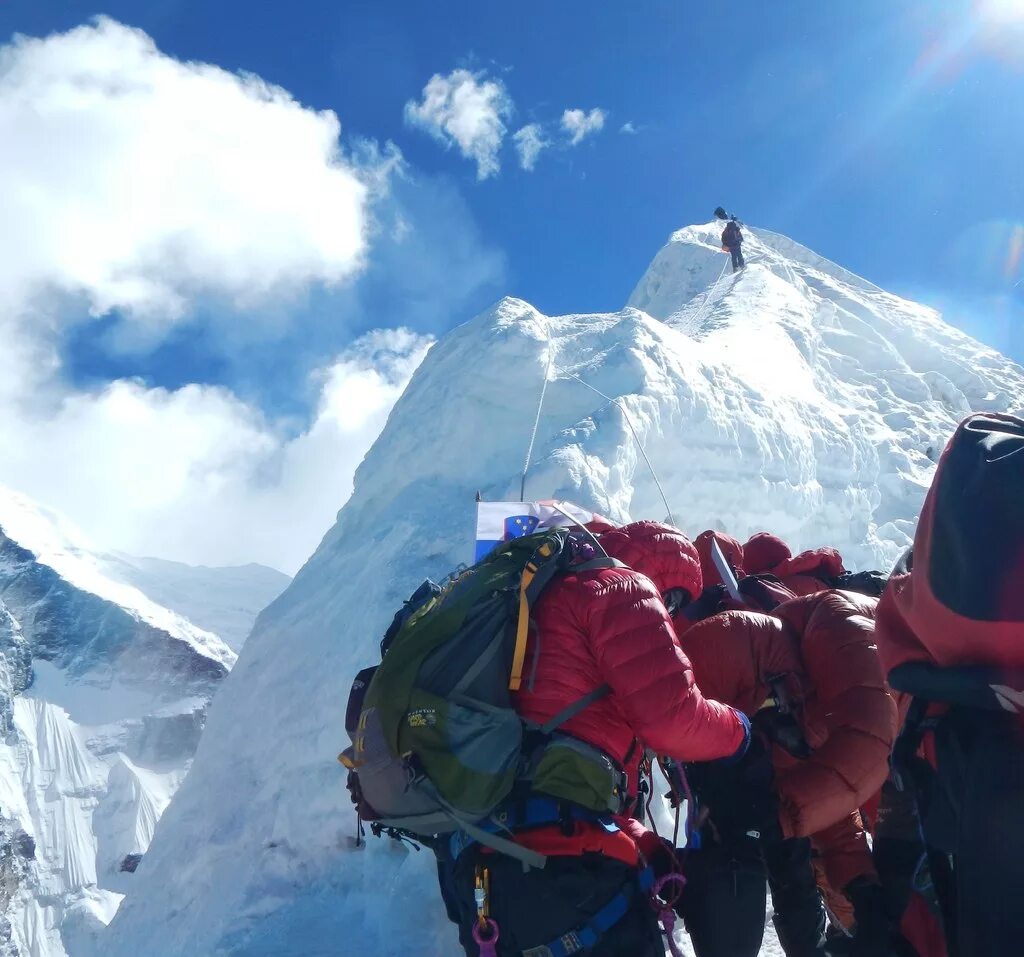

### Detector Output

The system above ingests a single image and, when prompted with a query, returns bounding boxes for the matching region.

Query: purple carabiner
[651,873,687,957]
[472,917,500,957]
[652,871,686,904]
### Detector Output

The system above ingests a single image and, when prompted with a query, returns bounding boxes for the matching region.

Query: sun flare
[976,0,1024,25]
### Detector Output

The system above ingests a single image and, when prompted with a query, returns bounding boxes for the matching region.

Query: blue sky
[3,0,1023,370]
[0,1,1021,568]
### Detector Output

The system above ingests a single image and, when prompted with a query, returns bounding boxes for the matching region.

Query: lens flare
[975,0,1024,25]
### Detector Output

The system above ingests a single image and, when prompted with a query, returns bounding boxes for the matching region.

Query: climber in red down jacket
[874,412,1024,957]
[743,531,846,596]
[439,521,750,957]
[675,589,898,957]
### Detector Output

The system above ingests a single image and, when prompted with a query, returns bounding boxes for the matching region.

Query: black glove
[690,733,783,847]
[681,584,728,623]
[647,836,680,878]
[828,878,891,957]
[753,707,812,759]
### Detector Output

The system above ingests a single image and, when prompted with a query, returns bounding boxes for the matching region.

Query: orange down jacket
[678,590,898,839]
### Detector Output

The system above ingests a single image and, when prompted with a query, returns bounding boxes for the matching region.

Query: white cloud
[0,21,503,574]
[0,17,374,334]
[561,107,606,146]
[0,329,433,574]
[404,68,513,180]
[620,121,637,135]
[513,123,548,171]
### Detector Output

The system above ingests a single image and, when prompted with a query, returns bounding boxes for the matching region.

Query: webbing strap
[522,867,655,957]
[572,557,625,572]
[510,561,538,692]
[454,815,548,871]
[450,798,619,861]
[540,684,612,735]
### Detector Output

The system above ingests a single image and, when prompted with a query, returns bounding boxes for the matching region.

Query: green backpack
[340,527,629,867]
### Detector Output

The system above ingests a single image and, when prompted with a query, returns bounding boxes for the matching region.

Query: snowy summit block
[104,226,1024,957]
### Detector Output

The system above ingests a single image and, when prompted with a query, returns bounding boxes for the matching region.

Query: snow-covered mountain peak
[104,225,1024,957]
[96,554,290,654]
[0,487,235,672]
[628,221,879,322]
[0,489,257,957]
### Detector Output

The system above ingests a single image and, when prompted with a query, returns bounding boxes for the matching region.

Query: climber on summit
[435,521,751,957]
[722,218,745,272]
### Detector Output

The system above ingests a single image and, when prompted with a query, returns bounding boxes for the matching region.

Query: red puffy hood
[600,521,703,600]
[876,412,1024,673]
[744,532,843,586]
[743,532,792,575]
[694,530,744,587]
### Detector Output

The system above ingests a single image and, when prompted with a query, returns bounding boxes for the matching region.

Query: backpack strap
[510,541,565,692]
[540,684,612,735]
[521,556,625,692]
[511,537,625,692]
[450,814,548,870]
[522,867,655,957]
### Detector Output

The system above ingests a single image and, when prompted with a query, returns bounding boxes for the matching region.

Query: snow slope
[0,487,234,957]
[97,554,290,652]
[104,225,1024,957]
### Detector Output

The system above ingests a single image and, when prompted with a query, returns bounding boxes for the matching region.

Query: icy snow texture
[104,225,1024,956]
[0,488,234,957]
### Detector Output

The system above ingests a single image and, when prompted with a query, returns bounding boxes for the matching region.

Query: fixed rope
[520,324,556,501]
[560,372,676,527]
[674,256,730,333]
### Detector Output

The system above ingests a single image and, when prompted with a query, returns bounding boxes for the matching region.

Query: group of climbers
[680,531,897,957]
[342,412,1024,957]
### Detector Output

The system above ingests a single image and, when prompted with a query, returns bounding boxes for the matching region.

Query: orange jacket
[679,590,898,839]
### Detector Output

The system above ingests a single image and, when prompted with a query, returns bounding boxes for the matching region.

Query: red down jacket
[516,521,748,793]
[511,521,747,864]
[694,529,745,588]
[743,531,845,597]
[679,590,897,840]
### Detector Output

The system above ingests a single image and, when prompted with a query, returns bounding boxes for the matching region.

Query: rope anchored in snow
[559,372,676,528]
[520,323,556,501]
[671,256,730,333]
[518,319,676,526]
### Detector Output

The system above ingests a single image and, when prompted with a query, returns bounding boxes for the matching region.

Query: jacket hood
[877,412,1024,673]
[600,521,702,600]
[743,532,792,575]
[777,547,845,582]
[694,530,744,587]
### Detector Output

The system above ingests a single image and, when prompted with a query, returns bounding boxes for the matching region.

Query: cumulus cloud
[0,20,504,574]
[0,329,432,573]
[620,121,638,135]
[561,107,606,145]
[0,17,373,332]
[404,69,513,179]
[513,123,548,171]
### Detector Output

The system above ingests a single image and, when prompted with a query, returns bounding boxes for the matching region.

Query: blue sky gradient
[3,0,1022,405]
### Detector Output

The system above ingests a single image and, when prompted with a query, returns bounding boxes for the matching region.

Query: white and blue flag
[474,500,603,561]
